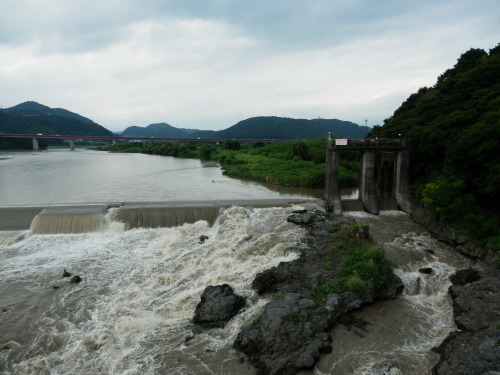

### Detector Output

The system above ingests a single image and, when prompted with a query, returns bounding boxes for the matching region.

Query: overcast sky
[1,0,498,132]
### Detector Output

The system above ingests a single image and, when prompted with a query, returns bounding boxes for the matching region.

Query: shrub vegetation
[368,45,500,252]
[97,137,360,188]
[309,223,394,304]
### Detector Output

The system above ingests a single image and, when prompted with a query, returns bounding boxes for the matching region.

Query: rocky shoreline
[407,205,500,374]
[193,206,499,374]
[194,209,404,374]
[431,267,500,374]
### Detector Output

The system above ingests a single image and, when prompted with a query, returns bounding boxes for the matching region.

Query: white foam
[3,205,305,374]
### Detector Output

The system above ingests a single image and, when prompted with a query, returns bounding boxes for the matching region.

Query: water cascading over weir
[20,199,314,234]
[324,137,412,215]
[30,205,109,234]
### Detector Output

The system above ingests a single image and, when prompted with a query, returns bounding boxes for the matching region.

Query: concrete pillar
[324,140,342,214]
[360,151,379,215]
[69,139,75,151]
[395,149,412,212]
[112,139,117,145]
[32,138,39,151]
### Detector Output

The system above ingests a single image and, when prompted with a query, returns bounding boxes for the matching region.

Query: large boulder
[449,267,480,286]
[432,267,500,374]
[449,273,500,332]
[234,293,333,375]
[193,284,246,328]
[432,329,500,375]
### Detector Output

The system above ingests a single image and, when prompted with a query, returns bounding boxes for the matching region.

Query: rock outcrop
[408,205,498,264]
[432,267,500,374]
[235,210,403,375]
[234,293,333,375]
[193,284,246,328]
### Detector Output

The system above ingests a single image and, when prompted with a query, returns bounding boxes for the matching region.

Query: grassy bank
[96,138,360,189]
[309,221,394,304]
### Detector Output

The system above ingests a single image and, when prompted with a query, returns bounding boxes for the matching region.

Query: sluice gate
[325,138,411,215]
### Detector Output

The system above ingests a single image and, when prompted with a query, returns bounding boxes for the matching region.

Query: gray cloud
[1,0,498,131]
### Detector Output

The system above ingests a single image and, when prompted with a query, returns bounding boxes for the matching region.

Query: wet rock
[432,267,500,374]
[199,235,209,244]
[234,293,333,375]
[364,362,403,375]
[287,212,315,225]
[240,210,403,374]
[193,284,246,328]
[375,274,405,299]
[419,267,433,274]
[449,274,500,332]
[409,204,498,264]
[52,285,60,289]
[63,269,71,277]
[432,329,500,375]
[70,275,82,283]
[449,267,480,286]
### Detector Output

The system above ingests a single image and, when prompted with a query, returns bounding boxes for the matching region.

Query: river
[0,149,469,374]
[0,149,322,206]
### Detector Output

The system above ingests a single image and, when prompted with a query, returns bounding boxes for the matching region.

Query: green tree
[224,139,241,150]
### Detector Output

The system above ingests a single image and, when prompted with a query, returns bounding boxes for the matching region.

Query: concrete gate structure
[325,138,411,215]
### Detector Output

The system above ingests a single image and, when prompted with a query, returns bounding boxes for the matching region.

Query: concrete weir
[112,199,314,230]
[30,205,109,234]
[114,203,220,230]
[0,199,316,234]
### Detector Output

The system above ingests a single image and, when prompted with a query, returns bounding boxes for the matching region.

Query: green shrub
[346,275,365,291]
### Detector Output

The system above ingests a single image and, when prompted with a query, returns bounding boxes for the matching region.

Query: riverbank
[226,205,499,374]
[406,204,499,374]
[227,209,404,374]
[432,266,500,374]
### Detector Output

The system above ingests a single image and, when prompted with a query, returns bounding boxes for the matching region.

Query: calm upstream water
[0,149,470,374]
[0,149,322,206]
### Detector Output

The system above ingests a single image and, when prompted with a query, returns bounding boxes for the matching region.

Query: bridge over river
[0,133,290,151]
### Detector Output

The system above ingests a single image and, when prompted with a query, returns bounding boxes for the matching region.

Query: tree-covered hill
[369,45,500,248]
[122,123,197,138]
[0,101,114,149]
[4,101,96,124]
[192,116,369,140]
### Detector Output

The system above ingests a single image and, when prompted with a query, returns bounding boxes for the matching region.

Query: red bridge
[0,133,290,151]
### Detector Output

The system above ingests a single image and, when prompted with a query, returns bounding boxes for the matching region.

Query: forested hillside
[122,123,197,138]
[192,116,369,140]
[369,45,500,249]
[0,101,113,149]
[4,101,96,124]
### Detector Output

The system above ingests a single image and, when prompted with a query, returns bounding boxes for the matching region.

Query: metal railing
[328,138,408,150]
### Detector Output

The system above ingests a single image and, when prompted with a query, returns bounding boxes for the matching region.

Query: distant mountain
[0,101,114,149]
[191,116,369,140]
[121,123,198,138]
[5,101,96,125]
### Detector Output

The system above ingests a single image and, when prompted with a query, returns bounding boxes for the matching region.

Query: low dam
[0,199,317,234]
[0,196,404,235]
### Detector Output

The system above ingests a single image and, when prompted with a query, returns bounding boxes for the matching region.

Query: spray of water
[1,206,306,374]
